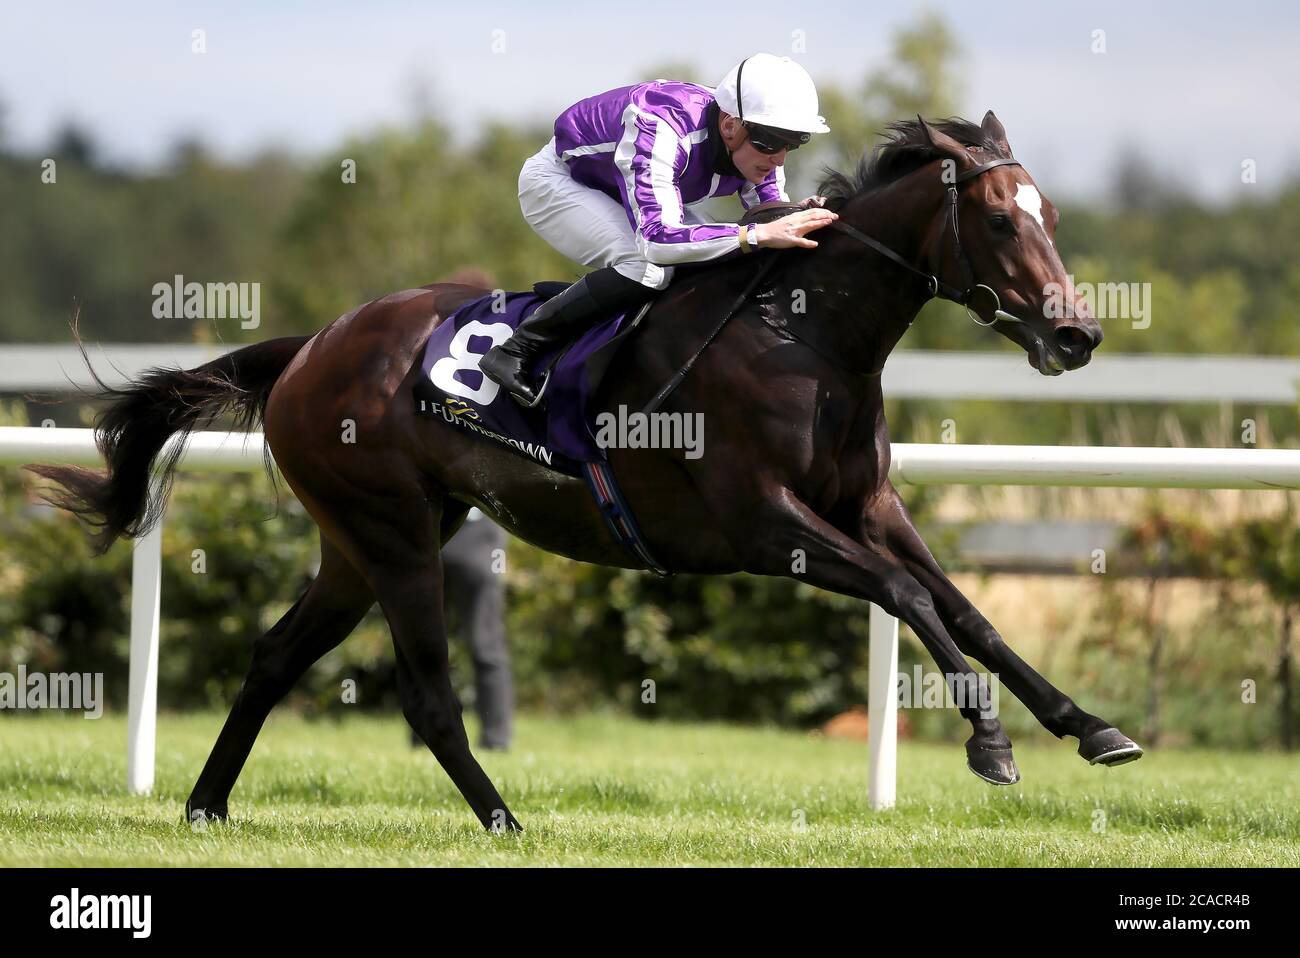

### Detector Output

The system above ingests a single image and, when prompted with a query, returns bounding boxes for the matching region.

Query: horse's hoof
[487,815,524,835]
[1078,727,1144,766]
[185,801,229,826]
[965,739,1021,785]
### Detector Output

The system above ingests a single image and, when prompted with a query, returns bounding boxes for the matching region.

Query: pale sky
[2,0,1297,202]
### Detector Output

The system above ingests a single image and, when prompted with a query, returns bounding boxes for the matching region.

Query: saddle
[414,200,815,474]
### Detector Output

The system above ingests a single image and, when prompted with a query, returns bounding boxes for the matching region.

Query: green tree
[1223,506,1300,750]
[807,11,961,198]
[268,119,573,335]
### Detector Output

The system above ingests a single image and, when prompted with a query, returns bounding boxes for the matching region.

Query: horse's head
[820,112,1101,375]
[916,112,1101,374]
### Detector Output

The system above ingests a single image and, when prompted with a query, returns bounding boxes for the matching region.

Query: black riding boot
[479,266,656,406]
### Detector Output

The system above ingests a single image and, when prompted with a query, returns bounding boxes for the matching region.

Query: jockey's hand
[801,195,829,208]
[754,207,839,250]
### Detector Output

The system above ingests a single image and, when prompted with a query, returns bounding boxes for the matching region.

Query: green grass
[1,711,1297,866]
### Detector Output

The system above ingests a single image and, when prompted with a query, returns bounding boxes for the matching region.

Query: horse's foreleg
[872,483,1143,766]
[185,535,373,823]
[739,488,1019,784]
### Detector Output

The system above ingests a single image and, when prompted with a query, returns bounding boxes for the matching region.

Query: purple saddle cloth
[414,289,637,476]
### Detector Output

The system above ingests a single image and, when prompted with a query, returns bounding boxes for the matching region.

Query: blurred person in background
[439,505,513,750]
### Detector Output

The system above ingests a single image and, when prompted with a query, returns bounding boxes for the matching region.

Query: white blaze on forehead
[1013,183,1052,245]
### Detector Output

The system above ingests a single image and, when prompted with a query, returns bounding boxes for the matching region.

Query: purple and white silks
[552,80,788,265]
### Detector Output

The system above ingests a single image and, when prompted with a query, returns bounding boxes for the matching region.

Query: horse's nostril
[1056,326,1092,356]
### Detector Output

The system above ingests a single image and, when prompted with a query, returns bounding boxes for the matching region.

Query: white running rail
[4,426,1300,808]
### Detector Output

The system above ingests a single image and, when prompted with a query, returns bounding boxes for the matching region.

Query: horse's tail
[26,333,311,554]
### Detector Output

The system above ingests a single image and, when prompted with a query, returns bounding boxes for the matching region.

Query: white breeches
[518,138,713,291]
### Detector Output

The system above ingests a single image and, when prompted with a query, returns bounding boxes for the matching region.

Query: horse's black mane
[817,117,1008,207]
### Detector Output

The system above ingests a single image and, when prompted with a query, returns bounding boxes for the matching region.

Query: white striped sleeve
[613,106,742,265]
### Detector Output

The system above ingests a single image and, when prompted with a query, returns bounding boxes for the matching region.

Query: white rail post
[9,428,1300,805]
[867,602,899,811]
[126,509,162,795]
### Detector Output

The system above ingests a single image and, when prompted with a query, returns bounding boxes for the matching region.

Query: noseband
[829,157,1025,326]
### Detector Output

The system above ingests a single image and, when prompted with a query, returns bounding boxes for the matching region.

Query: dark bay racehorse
[31,113,1142,832]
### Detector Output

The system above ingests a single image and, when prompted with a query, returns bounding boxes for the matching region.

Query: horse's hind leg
[185,534,374,822]
[326,492,521,832]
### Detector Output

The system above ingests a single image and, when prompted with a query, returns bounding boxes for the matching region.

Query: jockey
[479,53,838,406]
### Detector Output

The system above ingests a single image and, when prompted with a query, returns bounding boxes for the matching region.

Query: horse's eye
[988,213,1013,232]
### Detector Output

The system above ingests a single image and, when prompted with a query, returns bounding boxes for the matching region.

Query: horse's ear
[917,115,971,165]
[981,110,1012,157]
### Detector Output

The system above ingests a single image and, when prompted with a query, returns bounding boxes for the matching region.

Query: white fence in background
[4,426,1300,810]
[1,429,264,795]
[10,344,1300,403]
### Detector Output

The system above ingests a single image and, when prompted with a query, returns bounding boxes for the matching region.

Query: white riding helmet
[714,53,831,135]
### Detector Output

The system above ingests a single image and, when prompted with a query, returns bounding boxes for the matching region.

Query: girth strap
[582,461,673,577]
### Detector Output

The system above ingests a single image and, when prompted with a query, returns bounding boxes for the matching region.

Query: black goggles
[743,122,809,155]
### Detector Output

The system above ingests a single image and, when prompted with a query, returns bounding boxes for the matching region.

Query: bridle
[828,157,1026,327]
[641,157,1032,415]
